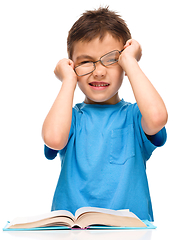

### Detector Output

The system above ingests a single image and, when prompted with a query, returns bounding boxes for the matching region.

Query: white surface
[0,229,155,240]
[0,0,186,239]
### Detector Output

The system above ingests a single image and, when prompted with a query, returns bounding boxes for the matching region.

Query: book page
[75,211,146,229]
[75,207,137,219]
[9,210,75,226]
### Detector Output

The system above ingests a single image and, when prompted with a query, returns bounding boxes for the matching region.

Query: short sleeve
[133,104,167,161]
[44,145,58,160]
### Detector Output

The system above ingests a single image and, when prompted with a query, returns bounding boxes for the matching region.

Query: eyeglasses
[74,49,124,77]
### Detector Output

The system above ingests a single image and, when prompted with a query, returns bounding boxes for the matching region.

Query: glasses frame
[74,49,124,77]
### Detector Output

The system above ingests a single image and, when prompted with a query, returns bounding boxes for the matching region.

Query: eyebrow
[76,55,94,61]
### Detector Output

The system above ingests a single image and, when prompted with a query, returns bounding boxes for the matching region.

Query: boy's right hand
[43,59,77,150]
[54,58,77,84]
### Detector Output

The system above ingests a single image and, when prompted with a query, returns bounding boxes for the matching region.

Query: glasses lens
[75,62,95,76]
[101,51,120,66]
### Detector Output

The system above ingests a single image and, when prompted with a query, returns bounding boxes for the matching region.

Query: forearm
[42,80,76,150]
[123,57,168,135]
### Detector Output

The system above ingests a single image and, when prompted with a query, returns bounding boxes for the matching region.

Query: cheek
[112,67,124,85]
[77,78,87,94]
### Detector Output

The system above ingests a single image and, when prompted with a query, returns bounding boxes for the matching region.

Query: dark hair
[67,7,132,59]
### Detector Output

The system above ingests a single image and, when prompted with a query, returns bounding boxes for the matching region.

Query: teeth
[91,84,109,87]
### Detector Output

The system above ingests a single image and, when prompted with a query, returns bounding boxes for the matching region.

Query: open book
[3,207,155,230]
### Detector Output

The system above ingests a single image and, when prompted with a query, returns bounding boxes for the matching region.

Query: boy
[42,7,167,221]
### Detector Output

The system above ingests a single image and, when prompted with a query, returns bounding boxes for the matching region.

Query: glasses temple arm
[119,49,124,54]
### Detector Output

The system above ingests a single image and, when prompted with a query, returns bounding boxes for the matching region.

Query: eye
[80,61,92,65]
[107,58,117,63]
[102,57,118,66]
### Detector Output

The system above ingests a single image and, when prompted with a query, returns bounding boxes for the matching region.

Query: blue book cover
[2,207,157,231]
[3,220,156,231]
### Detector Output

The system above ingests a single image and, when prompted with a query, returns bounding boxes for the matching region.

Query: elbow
[42,129,67,151]
[143,108,168,135]
[153,108,168,129]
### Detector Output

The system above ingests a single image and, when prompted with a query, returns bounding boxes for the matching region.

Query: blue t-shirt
[44,99,167,221]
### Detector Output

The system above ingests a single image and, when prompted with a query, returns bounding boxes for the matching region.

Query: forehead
[72,34,123,62]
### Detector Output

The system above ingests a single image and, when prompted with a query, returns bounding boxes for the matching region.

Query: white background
[0,0,186,238]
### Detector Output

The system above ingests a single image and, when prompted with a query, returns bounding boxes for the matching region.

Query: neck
[84,93,121,105]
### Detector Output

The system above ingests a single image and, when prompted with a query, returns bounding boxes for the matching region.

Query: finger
[69,59,75,69]
[124,39,132,49]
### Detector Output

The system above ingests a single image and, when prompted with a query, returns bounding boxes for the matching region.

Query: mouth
[89,82,110,89]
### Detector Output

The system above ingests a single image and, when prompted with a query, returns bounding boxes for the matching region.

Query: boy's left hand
[119,39,168,136]
[119,39,142,71]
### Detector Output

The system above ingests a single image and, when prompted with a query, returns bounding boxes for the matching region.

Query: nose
[93,60,106,78]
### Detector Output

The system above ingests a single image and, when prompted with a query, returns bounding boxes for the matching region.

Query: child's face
[72,33,124,104]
